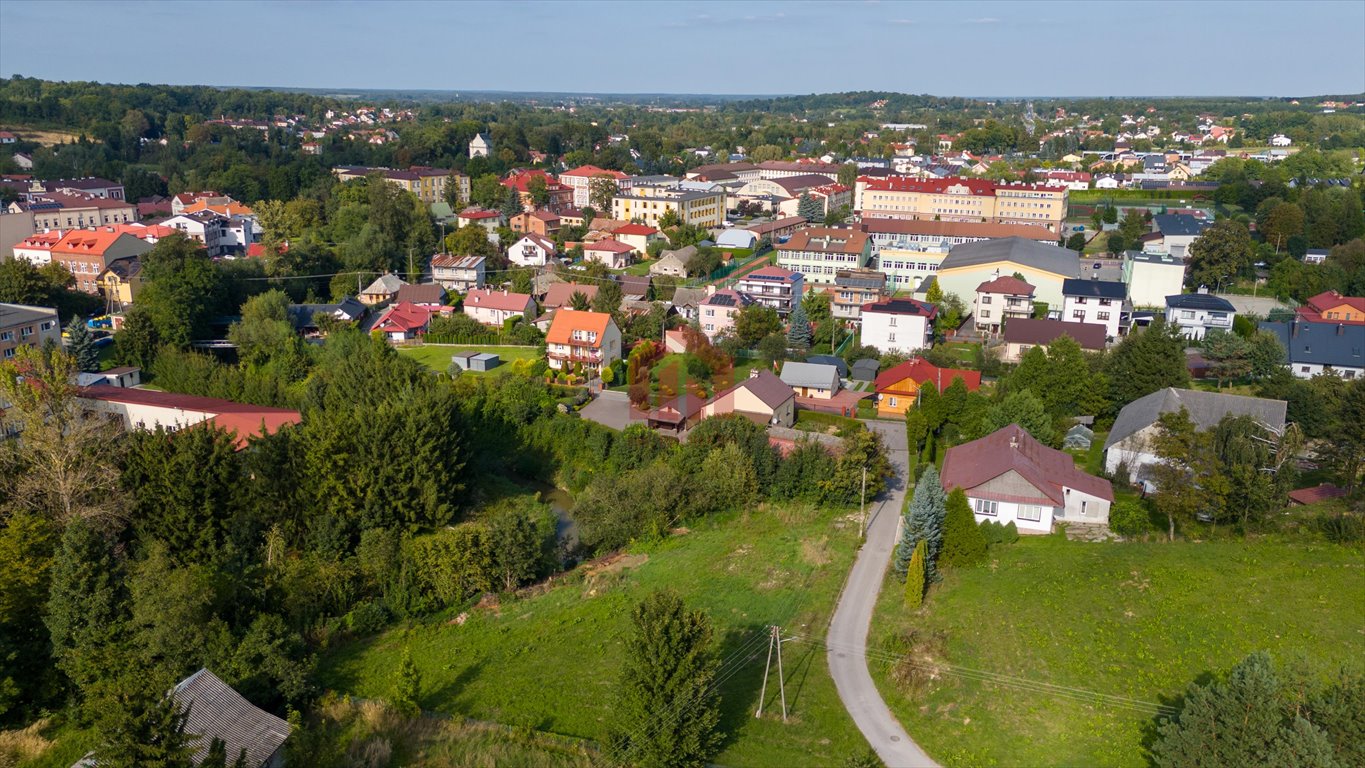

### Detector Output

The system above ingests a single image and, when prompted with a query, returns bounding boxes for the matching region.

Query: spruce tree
[940,487,987,567]
[897,467,946,583]
[46,520,127,693]
[1153,652,1288,768]
[607,589,721,768]
[904,540,926,608]
[501,184,524,219]
[392,647,421,716]
[797,192,822,222]
[65,315,100,373]
[786,303,813,349]
[91,671,196,768]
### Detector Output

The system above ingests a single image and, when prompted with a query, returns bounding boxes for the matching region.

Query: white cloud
[889,17,914,25]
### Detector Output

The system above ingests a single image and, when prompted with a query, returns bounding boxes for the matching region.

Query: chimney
[1009,434,1020,450]
[1291,319,1299,337]
[502,288,508,296]
[749,368,761,379]
[1337,323,1344,336]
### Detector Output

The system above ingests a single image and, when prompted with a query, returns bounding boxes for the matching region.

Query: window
[1180,310,1194,319]
[1017,505,1044,522]
[2,348,12,359]
[980,310,991,319]
[704,323,714,331]
[889,397,898,407]
[1072,310,1086,320]
[1301,366,1311,373]
[1075,297,1087,304]
[705,309,714,317]
[981,295,992,305]
[20,327,32,338]
[1097,311,1110,321]
[888,316,897,327]
[0,331,10,341]
[1099,299,1112,307]
[888,333,896,342]
[974,499,998,516]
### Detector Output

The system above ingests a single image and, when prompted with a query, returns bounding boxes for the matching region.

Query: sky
[2,0,1363,97]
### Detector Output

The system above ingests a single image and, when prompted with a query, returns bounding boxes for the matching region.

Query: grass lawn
[869,535,1365,767]
[940,342,978,365]
[317,505,868,767]
[619,261,654,276]
[398,344,540,374]
[795,409,862,435]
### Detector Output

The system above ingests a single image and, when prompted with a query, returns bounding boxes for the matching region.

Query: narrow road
[827,420,938,768]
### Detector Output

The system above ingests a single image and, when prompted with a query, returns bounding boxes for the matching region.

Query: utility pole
[859,464,868,539]
[755,625,788,721]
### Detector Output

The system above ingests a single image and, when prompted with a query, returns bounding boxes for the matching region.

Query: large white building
[775,227,873,285]
[1061,278,1129,340]
[1122,251,1187,308]
[1166,293,1236,339]
[860,297,936,355]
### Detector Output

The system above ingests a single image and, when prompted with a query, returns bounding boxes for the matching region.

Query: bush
[1109,500,1152,538]
[940,488,987,567]
[1314,512,1365,543]
[345,599,390,635]
[979,520,1019,545]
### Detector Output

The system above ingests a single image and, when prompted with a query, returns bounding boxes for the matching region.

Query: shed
[850,358,880,382]
[1062,424,1094,450]
[450,351,476,371]
[470,352,501,372]
[804,354,849,378]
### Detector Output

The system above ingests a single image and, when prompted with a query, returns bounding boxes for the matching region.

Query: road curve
[827,420,938,768]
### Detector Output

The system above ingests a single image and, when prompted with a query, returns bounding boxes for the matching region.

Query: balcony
[549,349,603,363]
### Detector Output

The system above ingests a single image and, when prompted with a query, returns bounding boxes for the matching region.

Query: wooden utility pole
[755,625,789,721]
[859,464,868,539]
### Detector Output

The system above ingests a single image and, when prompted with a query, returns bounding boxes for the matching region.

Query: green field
[869,535,1365,767]
[317,505,868,767]
[398,344,541,374]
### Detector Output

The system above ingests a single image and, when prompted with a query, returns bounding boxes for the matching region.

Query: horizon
[3,0,1363,98]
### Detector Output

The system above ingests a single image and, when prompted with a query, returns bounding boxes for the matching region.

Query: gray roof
[1261,319,1365,369]
[1152,214,1208,237]
[173,669,290,767]
[362,274,406,295]
[850,358,881,381]
[1167,293,1235,312]
[286,297,365,329]
[804,355,849,377]
[779,361,841,391]
[671,286,708,308]
[940,237,1079,277]
[1103,387,1287,450]
[723,369,795,410]
[1063,278,1127,300]
[0,302,58,327]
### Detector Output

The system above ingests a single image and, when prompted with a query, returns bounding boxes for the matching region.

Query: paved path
[827,420,938,768]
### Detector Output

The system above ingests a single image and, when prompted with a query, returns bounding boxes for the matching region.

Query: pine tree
[607,589,721,768]
[45,520,127,693]
[392,647,421,717]
[939,488,987,567]
[500,184,524,219]
[904,540,926,608]
[797,192,822,222]
[898,467,946,582]
[65,315,100,373]
[786,303,813,348]
[91,671,196,768]
[1153,652,1286,768]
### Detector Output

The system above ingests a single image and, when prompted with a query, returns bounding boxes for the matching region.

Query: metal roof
[1062,278,1127,300]
[1104,387,1287,450]
[779,361,841,390]
[1166,293,1235,312]
[939,237,1078,277]
[1261,319,1365,369]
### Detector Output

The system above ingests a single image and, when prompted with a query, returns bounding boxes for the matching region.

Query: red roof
[1298,290,1365,324]
[501,169,565,193]
[77,386,299,449]
[373,301,439,334]
[458,208,502,220]
[51,229,131,257]
[875,358,982,394]
[464,287,534,312]
[941,424,1113,506]
[559,164,629,180]
[585,239,636,253]
[1287,483,1348,506]
[976,276,1036,295]
[612,223,659,236]
[546,310,613,347]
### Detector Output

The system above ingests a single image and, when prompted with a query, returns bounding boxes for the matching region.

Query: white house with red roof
[463,287,535,326]
[456,208,504,233]
[545,309,621,375]
[941,424,1114,533]
[12,230,65,266]
[507,234,558,267]
[583,238,636,269]
[77,386,301,450]
[608,223,661,253]
[974,275,1035,336]
[557,165,632,209]
[372,301,442,341]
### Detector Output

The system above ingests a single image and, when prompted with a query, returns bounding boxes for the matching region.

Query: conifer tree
[65,315,100,373]
[939,487,987,567]
[46,519,127,693]
[896,467,946,582]
[501,184,524,219]
[392,647,421,717]
[904,540,926,608]
[797,192,822,222]
[786,303,813,348]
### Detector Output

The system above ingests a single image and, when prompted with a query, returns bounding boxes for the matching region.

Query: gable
[972,469,1055,504]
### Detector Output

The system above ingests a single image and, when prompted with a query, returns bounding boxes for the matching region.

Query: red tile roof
[373,301,439,333]
[1287,483,1348,506]
[612,223,659,236]
[501,169,566,193]
[585,239,636,253]
[51,229,131,257]
[559,164,629,180]
[458,208,503,220]
[941,424,1113,506]
[546,310,613,347]
[976,276,1036,295]
[875,358,981,394]
[1298,290,1365,323]
[78,386,300,449]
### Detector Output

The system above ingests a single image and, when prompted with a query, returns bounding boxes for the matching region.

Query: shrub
[979,520,1019,545]
[939,488,987,567]
[345,599,390,635]
[904,539,926,608]
[1109,500,1152,538]
[1314,513,1365,543]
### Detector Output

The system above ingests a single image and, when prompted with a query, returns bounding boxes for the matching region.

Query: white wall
[1062,294,1123,339]
[861,311,931,355]
[1126,260,1185,307]
[968,496,1055,534]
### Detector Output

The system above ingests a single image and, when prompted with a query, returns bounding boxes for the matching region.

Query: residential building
[97,257,142,313]
[332,165,469,204]
[649,246,694,278]
[286,298,366,335]
[11,152,32,170]
[874,358,981,417]
[40,176,125,200]
[777,183,851,219]
[941,424,1114,533]
[860,297,936,355]
[162,212,236,257]
[545,310,621,376]
[507,234,558,267]
[670,286,708,322]
[558,165,632,209]
[620,274,652,302]
[10,192,137,229]
[1122,251,1187,308]
[0,303,60,360]
[822,269,886,322]
[430,254,485,293]
[1260,318,1365,379]
[373,301,441,341]
[463,287,535,326]
[503,170,573,212]
[855,176,1068,235]
[860,217,1057,251]
[49,230,154,294]
[583,239,636,268]
[1148,214,1209,259]
[1166,293,1236,339]
[457,208,504,232]
[734,265,804,317]
[1001,317,1106,363]
[699,289,753,339]
[77,386,301,449]
[469,132,492,158]
[359,274,407,305]
[1061,278,1129,340]
[932,237,1079,308]
[874,246,949,293]
[394,283,447,308]
[1295,290,1365,324]
[1104,388,1288,483]
[1302,248,1330,265]
[170,669,291,768]
[611,184,725,228]
[170,191,231,215]
[973,275,1035,336]
[610,223,662,253]
[543,282,599,310]
[12,229,64,265]
[775,227,872,285]
[509,210,562,238]
[701,369,796,427]
[779,361,841,399]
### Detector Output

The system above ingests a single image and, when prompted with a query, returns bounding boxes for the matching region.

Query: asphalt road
[826,420,938,768]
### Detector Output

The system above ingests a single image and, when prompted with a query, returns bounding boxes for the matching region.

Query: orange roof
[559,164,629,180]
[546,309,613,348]
[111,223,176,239]
[17,231,65,249]
[182,199,254,216]
[51,229,128,256]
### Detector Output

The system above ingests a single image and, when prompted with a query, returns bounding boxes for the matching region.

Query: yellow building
[611,185,725,228]
[856,176,1067,235]
[97,256,142,313]
[333,166,469,205]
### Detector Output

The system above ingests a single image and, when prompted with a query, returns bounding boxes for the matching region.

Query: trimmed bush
[940,488,987,567]
[1109,500,1152,538]
[904,539,926,608]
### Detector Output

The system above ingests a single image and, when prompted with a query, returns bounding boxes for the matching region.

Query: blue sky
[2,0,1362,96]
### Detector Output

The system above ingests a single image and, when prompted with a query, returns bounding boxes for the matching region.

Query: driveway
[826,420,938,767]
[579,389,642,431]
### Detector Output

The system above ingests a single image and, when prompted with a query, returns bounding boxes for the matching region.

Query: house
[49,230,154,294]
[734,265,804,316]
[286,298,366,335]
[463,287,535,326]
[699,289,753,339]
[860,297,937,355]
[10,191,137,230]
[804,355,849,377]
[779,361,842,399]
[0,303,60,360]
[874,358,981,418]
[172,669,291,768]
[557,165,631,209]
[1001,317,1106,363]
[1259,318,1365,379]
[509,210,562,238]
[545,310,621,376]
[502,169,573,212]
[359,274,407,305]
[610,223,662,253]
[1149,214,1210,259]
[583,238,636,268]
[1270,134,1293,147]
[77,366,142,388]
[650,246,695,277]
[701,369,796,427]
[822,269,886,322]
[1061,278,1129,340]
[508,234,558,267]
[1165,293,1236,339]
[430,254,485,293]
[715,229,758,250]
[775,228,872,286]
[647,392,707,434]
[941,424,1114,533]
[932,237,1078,308]
[457,208,504,232]
[973,275,1035,336]
[620,274,651,302]
[469,132,492,158]
[394,283,448,308]
[11,152,32,170]
[670,286,708,322]
[1287,483,1347,506]
[97,257,142,312]
[372,301,440,341]
[1295,290,1365,324]
[1302,248,1330,265]
[77,387,301,450]
[1103,388,1287,483]
[1122,251,1187,308]
[542,281,599,310]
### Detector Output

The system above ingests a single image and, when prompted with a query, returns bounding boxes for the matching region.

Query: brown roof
[543,282,599,309]
[941,424,1113,506]
[710,369,794,411]
[744,216,808,236]
[780,227,869,255]
[464,287,534,312]
[976,276,1036,295]
[394,283,447,305]
[1003,317,1106,350]
[1287,483,1348,506]
[77,386,300,450]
